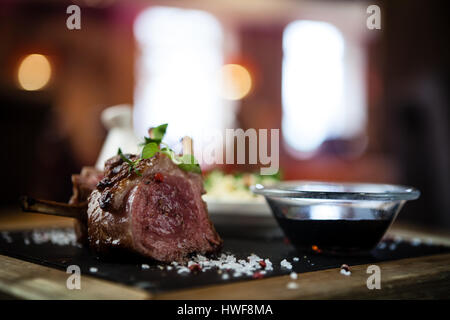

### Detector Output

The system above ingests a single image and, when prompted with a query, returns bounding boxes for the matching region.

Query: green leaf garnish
[177,154,201,174]
[117,124,202,175]
[138,124,168,146]
[152,123,168,141]
[141,142,159,159]
[118,148,131,163]
[117,148,142,176]
[160,147,179,163]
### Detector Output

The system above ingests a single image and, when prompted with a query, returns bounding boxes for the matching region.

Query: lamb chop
[69,166,104,243]
[88,152,222,262]
[21,128,222,262]
[69,166,104,206]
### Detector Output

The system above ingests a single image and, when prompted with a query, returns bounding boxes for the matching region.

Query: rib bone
[182,136,193,155]
[20,196,85,221]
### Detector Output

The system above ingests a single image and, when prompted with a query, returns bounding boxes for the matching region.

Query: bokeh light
[17,54,52,91]
[221,64,252,100]
[282,21,347,156]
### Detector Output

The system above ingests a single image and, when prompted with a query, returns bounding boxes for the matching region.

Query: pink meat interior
[130,174,207,261]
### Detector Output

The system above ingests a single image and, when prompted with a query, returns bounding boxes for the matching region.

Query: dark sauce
[275,217,391,255]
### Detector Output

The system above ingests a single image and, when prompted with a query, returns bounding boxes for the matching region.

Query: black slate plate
[0,228,449,294]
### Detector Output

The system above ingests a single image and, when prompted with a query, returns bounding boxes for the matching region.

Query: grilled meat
[86,152,222,262]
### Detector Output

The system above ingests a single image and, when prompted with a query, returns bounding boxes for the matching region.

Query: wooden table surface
[1,210,450,300]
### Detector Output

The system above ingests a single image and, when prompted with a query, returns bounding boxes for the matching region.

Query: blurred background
[0,0,448,229]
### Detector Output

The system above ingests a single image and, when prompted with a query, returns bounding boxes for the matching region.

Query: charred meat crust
[69,167,103,245]
[69,167,103,206]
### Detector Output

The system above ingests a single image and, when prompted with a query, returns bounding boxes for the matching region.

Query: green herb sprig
[139,123,168,147]
[117,123,201,175]
[117,148,142,176]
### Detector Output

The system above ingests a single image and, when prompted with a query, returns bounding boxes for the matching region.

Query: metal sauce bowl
[251,181,420,255]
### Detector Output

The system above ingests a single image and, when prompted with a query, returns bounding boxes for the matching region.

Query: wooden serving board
[0,212,450,299]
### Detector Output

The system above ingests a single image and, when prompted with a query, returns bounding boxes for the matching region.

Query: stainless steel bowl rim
[251,181,420,201]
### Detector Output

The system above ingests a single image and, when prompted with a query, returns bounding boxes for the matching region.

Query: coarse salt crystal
[280,259,292,269]
[89,267,98,273]
[290,272,298,280]
[30,229,77,246]
[177,267,190,274]
[264,259,273,271]
[169,253,274,278]
[141,264,150,270]
[187,261,197,267]
[1,232,12,243]
[340,269,351,276]
[196,254,208,262]
[293,257,299,262]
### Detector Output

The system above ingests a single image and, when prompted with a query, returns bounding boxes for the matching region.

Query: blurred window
[133,6,227,150]
[282,20,366,157]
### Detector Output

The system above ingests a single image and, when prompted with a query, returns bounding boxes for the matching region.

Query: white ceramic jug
[95,104,140,170]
